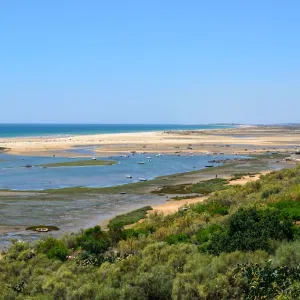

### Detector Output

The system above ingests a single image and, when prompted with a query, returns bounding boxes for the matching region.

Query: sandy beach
[2,125,300,158]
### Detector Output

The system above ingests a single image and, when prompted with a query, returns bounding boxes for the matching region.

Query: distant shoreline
[0,123,238,139]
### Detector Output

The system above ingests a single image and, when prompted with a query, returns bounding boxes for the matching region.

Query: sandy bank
[1,126,300,158]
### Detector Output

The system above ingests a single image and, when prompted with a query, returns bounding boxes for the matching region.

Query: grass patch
[153,178,230,195]
[192,202,229,216]
[40,159,117,168]
[171,194,202,201]
[108,206,152,228]
[26,225,59,231]
[230,172,258,180]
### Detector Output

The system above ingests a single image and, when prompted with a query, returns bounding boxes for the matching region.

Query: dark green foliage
[76,225,110,254]
[121,228,151,240]
[11,281,26,293]
[167,233,190,245]
[208,208,293,255]
[196,224,225,252]
[234,262,300,299]
[108,206,152,228]
[39,237,68,261]
[269,200,300,220]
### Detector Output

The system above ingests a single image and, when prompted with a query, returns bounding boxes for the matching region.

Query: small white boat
[139,178,147,181]
[91,157,97,160]
[147,156,152,159]
[156,153,163,157]
[36,228,49,233]
[126,175,132,179]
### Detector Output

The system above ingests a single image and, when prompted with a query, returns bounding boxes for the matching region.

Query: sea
[0,123,235,138]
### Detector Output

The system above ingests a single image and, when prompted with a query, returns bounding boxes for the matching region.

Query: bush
[167,233,190,245]
[76,226,110,254]
[108,206,152,228]
[234,261,300,299]
[269,200,300,221]
[261,185,281,198]
[208,208,294,255]
[192,202,229,216]
[39,237,68,261]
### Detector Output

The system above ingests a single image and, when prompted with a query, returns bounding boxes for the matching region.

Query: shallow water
[0,152,243,249]
[0,194,167,249]
[0,153,239,190]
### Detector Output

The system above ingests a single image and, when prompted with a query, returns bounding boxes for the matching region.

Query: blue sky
[0,0,299,124]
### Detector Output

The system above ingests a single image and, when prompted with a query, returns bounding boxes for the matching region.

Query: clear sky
[1,1,299,124]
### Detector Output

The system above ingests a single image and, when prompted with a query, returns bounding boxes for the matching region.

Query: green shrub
[76,226,110,254]
[192,201,229,216]
[234,261,300,299]
[208,208,293,255]
[167,233,190,245]
[47,245,68,261]
[153,178,229,195]
[39,237,68,261]
[108,206,152,228]
[269,200,300,220]
[261,185,281,198]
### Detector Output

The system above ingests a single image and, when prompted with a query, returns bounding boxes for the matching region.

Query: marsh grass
[152,178,230,195]
[40,159,117,168]
[108,206,152,228]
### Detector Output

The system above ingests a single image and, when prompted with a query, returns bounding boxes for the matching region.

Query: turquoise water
[0,124,235,138]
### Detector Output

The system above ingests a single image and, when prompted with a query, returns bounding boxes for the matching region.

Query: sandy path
[228,171,270,185]
[149,196,208,215]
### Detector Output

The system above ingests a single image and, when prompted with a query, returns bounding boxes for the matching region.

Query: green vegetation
[269,200,300,220]
[40,159,117,167]
[108,206,152,229]
[171,194,201,200]
[4,166,300,298]
[26,225,59,231]
[153,178,229,195]
[230,172,258,180]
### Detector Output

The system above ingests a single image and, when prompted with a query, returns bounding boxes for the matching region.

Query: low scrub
[153,178,229,195]
[108,206,152,229]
